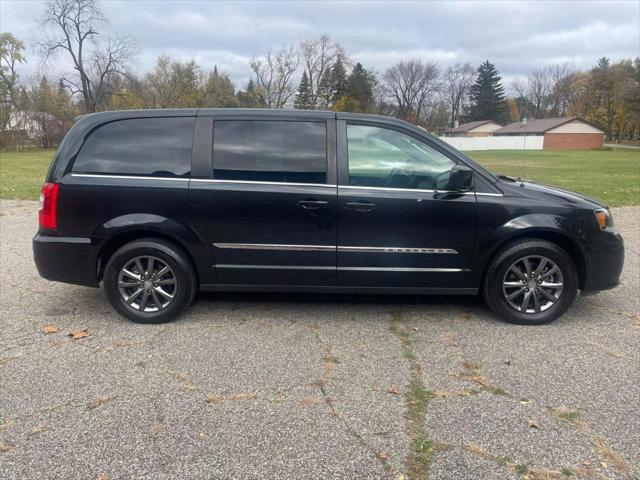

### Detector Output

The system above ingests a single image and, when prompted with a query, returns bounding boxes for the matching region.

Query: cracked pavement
[1,200,638,479]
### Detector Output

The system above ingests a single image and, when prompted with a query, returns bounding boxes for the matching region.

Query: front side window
[347,124,455,190]
[73,117,195,177]
[213,120,327,183]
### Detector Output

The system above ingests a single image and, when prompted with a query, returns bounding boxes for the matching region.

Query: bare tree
[443,63,474,127]
[250,45,299,108]
[382,59,440,124]
[38,0,135,112]
[299,35,344,108]
[547,63,576,117]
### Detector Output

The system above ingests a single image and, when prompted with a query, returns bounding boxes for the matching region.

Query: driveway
[1,200,638,480]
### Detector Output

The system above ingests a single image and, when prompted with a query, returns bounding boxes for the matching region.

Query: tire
[483,239,578,325]
[103,238,197,324]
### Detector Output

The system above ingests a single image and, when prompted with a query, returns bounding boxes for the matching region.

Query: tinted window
[347,124,455,190]
[73,117,195,177]
[213,121,327,183]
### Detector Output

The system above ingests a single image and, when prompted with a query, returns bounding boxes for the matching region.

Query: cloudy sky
[2,0,639,91]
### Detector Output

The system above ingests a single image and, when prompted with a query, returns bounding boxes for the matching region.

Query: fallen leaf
[520,399,529,405]
[528,419,539,429]
[387,385,400,395]
[377,451,389,462]
[42,324,59,334]
[96,475,109,480]
[600,462,608,468]
[0,441,14,453]
[68,329,89,340]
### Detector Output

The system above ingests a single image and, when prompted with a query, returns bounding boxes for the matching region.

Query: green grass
[465,149,640,207]
[0,149,56,200]
[1,148,639,206]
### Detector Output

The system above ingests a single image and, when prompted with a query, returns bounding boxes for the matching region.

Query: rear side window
[72,117,195,177]
[213,120,327,183]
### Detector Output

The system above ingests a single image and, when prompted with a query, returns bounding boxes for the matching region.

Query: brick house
[442,120,503,137]
[493,117,605,150]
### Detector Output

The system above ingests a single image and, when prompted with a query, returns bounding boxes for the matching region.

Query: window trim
[211,119,333,185]
[339,120,459,191]
[69,116,196,179]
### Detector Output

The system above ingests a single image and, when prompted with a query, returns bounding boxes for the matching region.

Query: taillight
[39,182,60,230]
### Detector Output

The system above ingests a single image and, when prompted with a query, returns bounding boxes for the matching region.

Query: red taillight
[39,182,60,230]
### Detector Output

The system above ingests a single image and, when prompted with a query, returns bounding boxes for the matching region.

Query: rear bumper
[33,233,99,287]
[583,231,624,292]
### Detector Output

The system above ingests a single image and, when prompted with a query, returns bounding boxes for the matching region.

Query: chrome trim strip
[214,264,463,273]
[213,243,335,252]
[192,178,336,188]
[338,185,503,196]
[338,246,458,254]
[212,243,458,254]
[70,173,188,182]
[338,267,463,272]
[214,264,335,270]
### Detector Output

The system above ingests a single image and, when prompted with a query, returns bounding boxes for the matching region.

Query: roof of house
[493,116,602,134]
[443,120,500,133]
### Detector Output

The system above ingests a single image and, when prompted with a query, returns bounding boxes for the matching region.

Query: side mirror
[446,165,473,192]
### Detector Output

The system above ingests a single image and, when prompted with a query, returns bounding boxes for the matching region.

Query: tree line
[1,0,638,149]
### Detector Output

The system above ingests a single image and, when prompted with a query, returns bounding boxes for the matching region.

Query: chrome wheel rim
[118,256,177,312]
[502,255,564,314]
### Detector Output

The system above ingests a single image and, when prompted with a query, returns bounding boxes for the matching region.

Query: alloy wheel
[117,256,177,312]
[502,255,564,314]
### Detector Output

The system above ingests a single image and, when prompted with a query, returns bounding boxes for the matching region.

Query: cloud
[2,0,638,89]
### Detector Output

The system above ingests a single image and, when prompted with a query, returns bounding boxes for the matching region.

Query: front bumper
[583,230,624,292]
[33,233,99,287]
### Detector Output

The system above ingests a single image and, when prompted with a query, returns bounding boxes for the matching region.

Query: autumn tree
[468,60,509,124]
[38,0,136,113]
[145,56,200,108]
[236,79,262,108]
[200,67,238,107]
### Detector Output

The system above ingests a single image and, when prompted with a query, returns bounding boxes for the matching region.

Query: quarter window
[213,121,327,183]
[72,117,195,177]
[347,124,455,190]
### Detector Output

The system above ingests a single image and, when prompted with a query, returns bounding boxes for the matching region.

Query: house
[442,120,503,137]
[493,117,605,150]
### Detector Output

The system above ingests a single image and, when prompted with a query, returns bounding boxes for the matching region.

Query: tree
[0,33,26,115]
[343,62,376,113]
[250,45,299,108]
[38,0,135,113]
[468,60,509,124]
[145,56,199,108]
[200,67,237,107]
[294,71,313,109]
[381,59,440,124]
[236,79,261,108]
[299,35,344,108]
[443,63,475,127]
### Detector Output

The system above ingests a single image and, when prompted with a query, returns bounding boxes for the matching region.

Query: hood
[501,179,607,209]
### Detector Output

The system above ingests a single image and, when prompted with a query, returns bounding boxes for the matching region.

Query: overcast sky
[2,0,639,91]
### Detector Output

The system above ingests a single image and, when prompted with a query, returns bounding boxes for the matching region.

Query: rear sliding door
[188,117,338,286]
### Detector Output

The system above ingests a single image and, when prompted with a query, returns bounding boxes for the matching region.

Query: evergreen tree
[236,79,261,108]
[330,56,348,104]
[200,66,238,107]
[345,62,376,112]
[468,60,509,123]
[294,71,314,109]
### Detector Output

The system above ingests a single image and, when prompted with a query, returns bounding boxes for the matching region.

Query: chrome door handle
[345,202,376,212]
[298,200,329,210]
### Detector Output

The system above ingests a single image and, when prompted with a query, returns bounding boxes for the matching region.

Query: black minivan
[33,109,624,325]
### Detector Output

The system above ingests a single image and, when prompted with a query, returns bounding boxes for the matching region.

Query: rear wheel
[104,238,196,323]
[483,239,578,325]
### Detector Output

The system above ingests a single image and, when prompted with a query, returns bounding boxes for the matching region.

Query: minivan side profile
[33,109,624,325]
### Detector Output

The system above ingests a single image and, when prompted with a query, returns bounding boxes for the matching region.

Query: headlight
[594,208,613,231]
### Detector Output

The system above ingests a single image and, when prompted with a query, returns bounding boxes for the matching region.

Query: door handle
[345,201,376,212]
[298,200,329,210]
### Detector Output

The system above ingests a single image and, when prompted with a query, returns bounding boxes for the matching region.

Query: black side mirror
[446,165,473,192]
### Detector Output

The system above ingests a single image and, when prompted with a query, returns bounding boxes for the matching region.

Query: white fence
[438,136,544,151]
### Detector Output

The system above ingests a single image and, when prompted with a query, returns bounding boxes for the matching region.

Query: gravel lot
[1,200,638,480]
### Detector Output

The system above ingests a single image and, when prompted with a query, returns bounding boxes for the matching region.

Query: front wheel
[103,238,197,323]
[483,239,578,325]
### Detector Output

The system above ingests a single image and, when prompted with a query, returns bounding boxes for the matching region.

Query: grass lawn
[1,148,638,206]
[465,149,639,206]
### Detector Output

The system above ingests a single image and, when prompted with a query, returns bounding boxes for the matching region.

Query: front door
[189,117,337,286]
[336,120,477,288]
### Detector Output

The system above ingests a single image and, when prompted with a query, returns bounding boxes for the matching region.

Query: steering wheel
[384,168,414,188]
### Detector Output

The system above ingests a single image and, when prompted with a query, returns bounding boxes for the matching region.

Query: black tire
[104,238,197,324]
[483,239,578,325]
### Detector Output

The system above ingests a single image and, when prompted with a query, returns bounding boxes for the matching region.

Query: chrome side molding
[213,243,459,254]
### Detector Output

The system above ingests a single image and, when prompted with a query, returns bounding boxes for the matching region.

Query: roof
[443,120,500,133]
[493,116,601,134]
